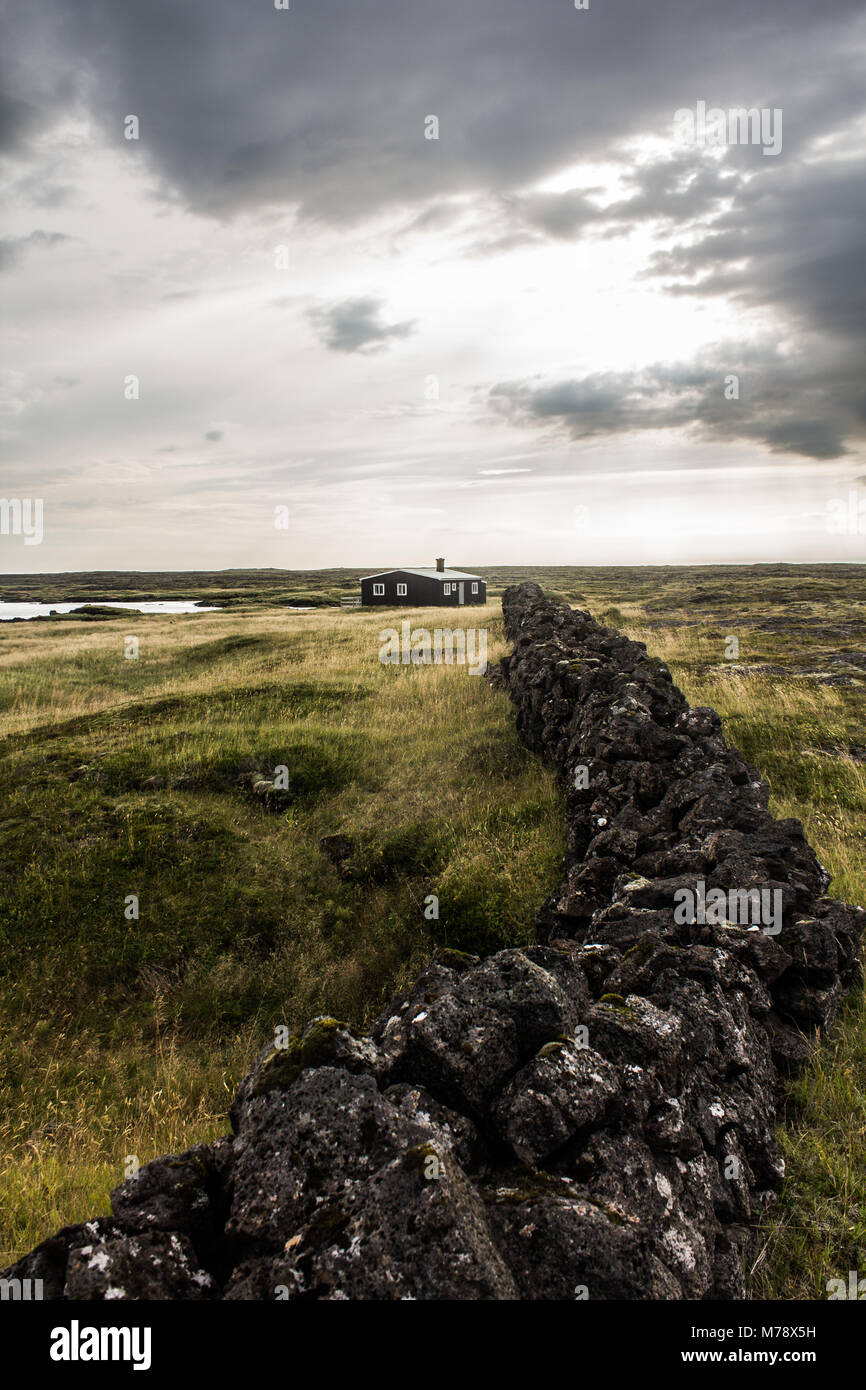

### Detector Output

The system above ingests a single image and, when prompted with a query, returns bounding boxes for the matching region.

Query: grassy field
[0,597,563,1265]
[1,564,864,1298]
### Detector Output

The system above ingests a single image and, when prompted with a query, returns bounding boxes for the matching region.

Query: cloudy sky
[1,0,865,573]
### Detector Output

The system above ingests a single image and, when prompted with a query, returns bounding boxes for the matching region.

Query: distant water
[0,600,221,622]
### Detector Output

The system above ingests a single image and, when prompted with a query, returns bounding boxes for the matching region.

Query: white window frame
[471,582,478,594]
[396,582,407,596]
[373,583,384,596]
[443,582,452,595]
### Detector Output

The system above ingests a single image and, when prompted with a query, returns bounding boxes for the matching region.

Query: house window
[443,583,451,595]
[471,582,478,594]
[397,583,407,596]
[373,583,384,596]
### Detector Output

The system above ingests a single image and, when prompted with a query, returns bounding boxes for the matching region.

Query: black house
[360,558,487,607]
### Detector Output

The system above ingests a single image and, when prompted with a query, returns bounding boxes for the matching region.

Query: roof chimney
[435,557,445,572]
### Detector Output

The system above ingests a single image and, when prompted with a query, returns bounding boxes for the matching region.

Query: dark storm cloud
[0,4,85,157]
[5,0,862,222]
[0,89,38,154]
[3,0,865,466]
[469,153,740,254]
[308,297,416,354]
[483,133,866,459]
[489,343,862,461]
[645,153,866,342]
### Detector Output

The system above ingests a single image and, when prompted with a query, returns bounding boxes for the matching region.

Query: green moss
[250,1016,348,1097]
[435,948,481,972]
[623,937,659,963]
[487,1167,585,1205]
[598,994,635,1018]
[403,1142,444,1178]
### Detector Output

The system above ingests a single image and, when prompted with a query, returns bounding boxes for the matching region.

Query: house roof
[361,567,482,582]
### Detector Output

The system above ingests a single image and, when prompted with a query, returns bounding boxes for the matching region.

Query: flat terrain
[1,564,864,1298]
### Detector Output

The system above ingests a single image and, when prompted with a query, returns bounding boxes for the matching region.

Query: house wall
[360,572,487,606]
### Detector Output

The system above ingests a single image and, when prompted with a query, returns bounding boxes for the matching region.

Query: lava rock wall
[4,583,861,1300]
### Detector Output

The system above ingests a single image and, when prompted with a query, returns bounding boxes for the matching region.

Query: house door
[458,583,465,605]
